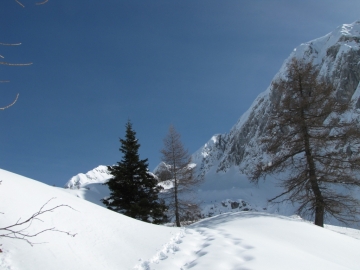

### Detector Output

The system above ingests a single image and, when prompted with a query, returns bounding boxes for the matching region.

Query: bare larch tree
[159,125,202,227]
[249,58,360,227]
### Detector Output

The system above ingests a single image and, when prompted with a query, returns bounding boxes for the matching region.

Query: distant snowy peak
[64,165,111,189]
[65,165,158,190]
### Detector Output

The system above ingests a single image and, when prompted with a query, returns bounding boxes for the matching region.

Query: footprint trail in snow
[135,217,254,270]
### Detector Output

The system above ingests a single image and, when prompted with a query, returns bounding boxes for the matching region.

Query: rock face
[193,20,360,178]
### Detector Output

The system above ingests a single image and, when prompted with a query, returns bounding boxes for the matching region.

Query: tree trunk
[314,197,325,226]
[308,159,325,227]
[174,177,180,227]
[299,79,325,227]
[303,119,325,227]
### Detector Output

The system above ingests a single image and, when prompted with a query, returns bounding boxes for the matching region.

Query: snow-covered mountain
[63,165,112,206]
[65,21,360,226]
[189,20,360,225]
[65,165,111,189]
[193,20,360,177]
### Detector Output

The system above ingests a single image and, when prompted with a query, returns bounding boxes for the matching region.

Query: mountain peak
[64,165,111,189]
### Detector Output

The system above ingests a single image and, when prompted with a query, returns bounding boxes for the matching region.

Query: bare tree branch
[0,197,76,246]
[0,42,22,46]
[14,0,25,8]
[0,61,32,66]
[36,0,49,5]
[1,37,32,111]
[0,93,19,110]
[14,0,49,7]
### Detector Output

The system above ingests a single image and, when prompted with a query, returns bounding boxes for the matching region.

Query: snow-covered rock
[64,165,111,189]
[63,165,112,206]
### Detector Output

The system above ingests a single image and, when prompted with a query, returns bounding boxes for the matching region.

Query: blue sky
[1,0,360,187]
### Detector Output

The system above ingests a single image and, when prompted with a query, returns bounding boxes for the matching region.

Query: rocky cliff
[193,20,360,178]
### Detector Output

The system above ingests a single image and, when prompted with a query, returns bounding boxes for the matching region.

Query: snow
[143,212,360,270]
[1,169,360,270]
[0,169,180,270]
[64,165,111,189]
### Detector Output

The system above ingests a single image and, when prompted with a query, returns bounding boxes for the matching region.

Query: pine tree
[102,121,167,224]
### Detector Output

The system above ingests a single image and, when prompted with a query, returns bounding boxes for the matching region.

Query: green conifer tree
[102,121,167,224]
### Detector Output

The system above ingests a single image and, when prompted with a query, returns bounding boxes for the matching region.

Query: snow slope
[146,212,360,270]
[0,169,180,270]
[2,169,360,270]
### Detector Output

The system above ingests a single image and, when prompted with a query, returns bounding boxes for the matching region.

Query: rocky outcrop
[193,21,360,178]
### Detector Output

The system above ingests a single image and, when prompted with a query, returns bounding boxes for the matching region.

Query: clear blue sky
[1,0,360,187]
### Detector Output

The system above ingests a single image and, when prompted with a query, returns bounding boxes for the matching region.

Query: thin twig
[14,0,25,8]
[36,0,48,5]
[0,198,77,246]
[0,42,22,46]
[0,61,32,66]
[0,93,19,110]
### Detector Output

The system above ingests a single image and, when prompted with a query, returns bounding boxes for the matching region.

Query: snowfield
[1,169,360,270]
[0,169,180,270]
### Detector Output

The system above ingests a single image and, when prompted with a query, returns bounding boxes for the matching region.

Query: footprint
[175,239,182,244]
[195,250,208,257]
[197,229,205,234]
[158,251,168,260]
[201,242,210,248]
[222,233,232,238]
[241,245,254,250]
[185,260,198,269]
[233,239,242,245]
[242,255,254,261]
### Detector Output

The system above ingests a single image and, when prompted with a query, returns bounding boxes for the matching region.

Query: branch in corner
[0,94,19,110]
[0,197,77,246]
